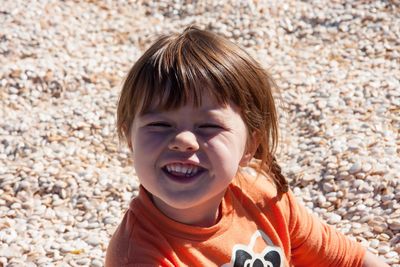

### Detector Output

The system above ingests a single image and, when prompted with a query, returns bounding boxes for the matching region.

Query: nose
[168,131,199,152]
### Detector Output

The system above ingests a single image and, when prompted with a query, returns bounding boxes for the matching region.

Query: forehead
[138,85,230,115]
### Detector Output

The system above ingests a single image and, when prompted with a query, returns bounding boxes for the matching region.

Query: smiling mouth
[162,163,206,178]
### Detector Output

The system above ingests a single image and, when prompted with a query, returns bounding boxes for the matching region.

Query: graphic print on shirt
[221,230,284,267]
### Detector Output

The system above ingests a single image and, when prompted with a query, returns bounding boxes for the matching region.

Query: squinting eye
[199,124,222,129]
[147,122,171,127]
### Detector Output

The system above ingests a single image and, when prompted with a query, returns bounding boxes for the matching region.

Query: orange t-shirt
[105,173,366,266]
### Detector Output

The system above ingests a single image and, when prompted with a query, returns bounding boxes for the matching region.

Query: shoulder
[233,166,287,203]
[105,206,138,266]
[232,166,294,219]
[105,199,170,266]
[235,166,277,195]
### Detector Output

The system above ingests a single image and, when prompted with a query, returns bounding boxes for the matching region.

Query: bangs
[131,31,246,115]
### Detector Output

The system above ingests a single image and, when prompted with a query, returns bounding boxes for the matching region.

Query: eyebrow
[140,111,160,117]
[138,112,166,121]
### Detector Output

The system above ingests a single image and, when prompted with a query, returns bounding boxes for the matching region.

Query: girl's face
[129,92,254,226]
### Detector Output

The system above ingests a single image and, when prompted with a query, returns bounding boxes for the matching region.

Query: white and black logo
[222,230,284,267]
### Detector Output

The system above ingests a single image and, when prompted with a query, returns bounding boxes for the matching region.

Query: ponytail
[270,156,289,193]
[251,149,289,194]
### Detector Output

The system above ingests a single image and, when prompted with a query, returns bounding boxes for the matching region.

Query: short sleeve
[285,190,366,267]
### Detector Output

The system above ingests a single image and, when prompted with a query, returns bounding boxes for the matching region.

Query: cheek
[132,132,166,153]
[130,133,165,173]
[212,134,247,157]
[132,150,157,185]
[206,138,245,174]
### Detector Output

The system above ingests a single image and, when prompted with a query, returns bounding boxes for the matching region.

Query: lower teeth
[164,167,201,177]
[169,171,196,177]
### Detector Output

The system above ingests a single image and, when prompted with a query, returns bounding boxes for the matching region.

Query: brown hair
[117,26,288,193]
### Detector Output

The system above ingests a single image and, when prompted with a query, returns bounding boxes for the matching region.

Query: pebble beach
[0,0,399,266]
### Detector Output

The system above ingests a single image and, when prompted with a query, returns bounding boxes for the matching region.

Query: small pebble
[349,162,362,174]
[91,259,103,267]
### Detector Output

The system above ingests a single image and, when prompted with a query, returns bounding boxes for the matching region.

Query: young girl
[106,26,388,267]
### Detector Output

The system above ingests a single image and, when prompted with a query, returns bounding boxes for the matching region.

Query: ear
[239,131,260,167]
[233,249,252,265]
[263,250,281,267]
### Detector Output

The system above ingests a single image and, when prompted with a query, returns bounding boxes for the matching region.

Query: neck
[151,191,225,227]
